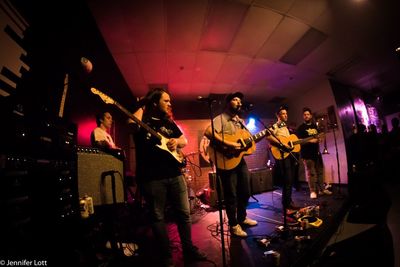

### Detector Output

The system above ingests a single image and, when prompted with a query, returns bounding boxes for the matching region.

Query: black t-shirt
[297,122,320,159]
[133,115,183,180]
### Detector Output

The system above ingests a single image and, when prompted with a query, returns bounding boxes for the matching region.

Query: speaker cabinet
[77,147,124,205]
[208,171,217,190]
[207,172,223,207]
[250,168,273,194]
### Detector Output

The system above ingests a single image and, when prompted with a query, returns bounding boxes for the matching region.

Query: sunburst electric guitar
[207,128,269,170]
[91,87,185,164]
[270,133,323,160]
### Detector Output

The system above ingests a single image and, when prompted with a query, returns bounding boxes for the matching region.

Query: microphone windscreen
[81,57,93,73]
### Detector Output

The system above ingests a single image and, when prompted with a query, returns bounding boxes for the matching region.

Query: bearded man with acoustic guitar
[204,92,260,238]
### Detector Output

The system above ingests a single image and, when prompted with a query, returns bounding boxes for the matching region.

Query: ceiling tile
[114,53,144,85]
[166,0,208,51]
[192,51,226,83]
[200,1,248,52]
[238,58,274,85]
[167,52,197,83]
[121,0,166,52]
[230,6,283,57]
[288,0,328,25]
[254,0,295,13]
[298,39,352,75]
[280,27,327,65]
[257,16,309,61]
[215,55,252,84]
[136,52,167,84]
[87,0,132,53]
[311,7,333,34]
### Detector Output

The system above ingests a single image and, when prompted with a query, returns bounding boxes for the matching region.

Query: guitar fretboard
[114,102,161,141]
[245,129,268,144]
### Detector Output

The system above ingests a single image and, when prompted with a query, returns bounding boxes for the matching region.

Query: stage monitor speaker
[77,148,125,205]
[250,168,273,194]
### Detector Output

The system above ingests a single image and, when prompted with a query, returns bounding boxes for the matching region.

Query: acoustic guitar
[207,128,268,170]
[270,133,323,160]
[91,87,185,165]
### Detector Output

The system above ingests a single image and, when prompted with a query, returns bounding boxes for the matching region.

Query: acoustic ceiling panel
[257,16,309,61]
[200,0,248,52]
[229,6,282,57]
[166,0,207,51]
[280,27,327,65]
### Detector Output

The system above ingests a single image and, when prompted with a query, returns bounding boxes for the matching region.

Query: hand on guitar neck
[90,87,185,164]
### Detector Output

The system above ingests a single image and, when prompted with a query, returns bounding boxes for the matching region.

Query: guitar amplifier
[207,172,223,207]
[250,168,273,194]
[77,147,125,205]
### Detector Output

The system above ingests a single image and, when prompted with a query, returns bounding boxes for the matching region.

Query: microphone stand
[329,123,345,199]
[256,118,299,239]
[205,98,227,267]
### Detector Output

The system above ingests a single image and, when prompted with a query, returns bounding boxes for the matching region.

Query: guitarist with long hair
[204,92,259,238]
[130,88,206,267]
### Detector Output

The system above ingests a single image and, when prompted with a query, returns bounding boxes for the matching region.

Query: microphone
[81,57,93,74]
[197,96,217,103]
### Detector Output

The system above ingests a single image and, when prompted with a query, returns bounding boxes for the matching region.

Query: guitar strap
[238,118,250,133]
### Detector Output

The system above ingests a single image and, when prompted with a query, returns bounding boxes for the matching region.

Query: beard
[229,105,242,115]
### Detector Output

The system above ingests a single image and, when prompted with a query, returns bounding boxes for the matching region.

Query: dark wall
[9,0,136,161]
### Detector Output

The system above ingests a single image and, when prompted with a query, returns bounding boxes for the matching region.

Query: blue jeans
[219,159,251,226]
[141,175,193,260]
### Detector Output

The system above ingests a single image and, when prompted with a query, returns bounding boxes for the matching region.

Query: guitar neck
[114,102,161,140]
[294,134,319,145]
[244,129,268,145]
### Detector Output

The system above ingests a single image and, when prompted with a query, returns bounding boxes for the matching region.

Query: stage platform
[93,184,350,267]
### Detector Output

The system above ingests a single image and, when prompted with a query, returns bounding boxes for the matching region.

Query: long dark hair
[144,88,173,119]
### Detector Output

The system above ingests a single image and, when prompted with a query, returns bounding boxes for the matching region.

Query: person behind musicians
[91,111,118,150]
[266,105,300,211]
[296,107,332,199]
[90,111,136,254]
[204,92,258,238]
[130,88,206,267]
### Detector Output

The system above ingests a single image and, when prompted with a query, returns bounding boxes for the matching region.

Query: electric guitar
[90,87,185,164]
[270,133,323,160]
[207,128,269,170]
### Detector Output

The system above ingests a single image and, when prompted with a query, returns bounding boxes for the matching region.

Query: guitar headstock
[91,87,115,105]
